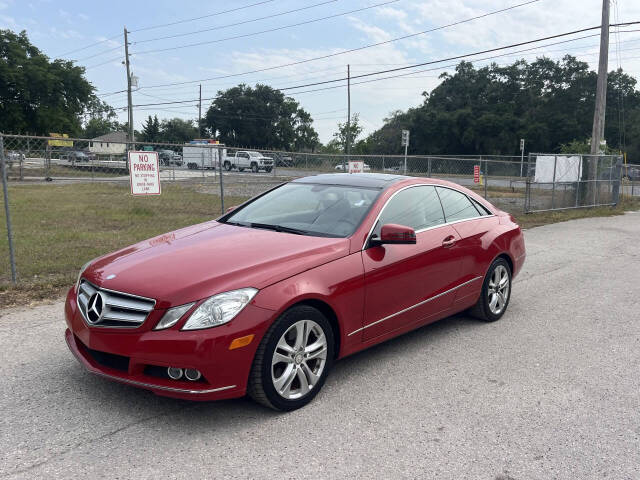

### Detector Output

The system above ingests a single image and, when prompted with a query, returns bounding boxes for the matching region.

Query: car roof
[292,173,410,189]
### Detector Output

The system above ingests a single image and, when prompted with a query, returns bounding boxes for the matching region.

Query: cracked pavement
[1,211,639,479]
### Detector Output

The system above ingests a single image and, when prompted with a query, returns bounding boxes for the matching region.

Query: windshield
[223,183,380,237]
[247,151,262,157]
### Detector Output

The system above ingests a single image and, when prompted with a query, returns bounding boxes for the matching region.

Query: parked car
[159,150,183,167]
[224,151,273,173]
[274,154,294,168]
[6,150,25,167]
[65,151,89,163]
[599,165,640,181]
[65,174,525,411]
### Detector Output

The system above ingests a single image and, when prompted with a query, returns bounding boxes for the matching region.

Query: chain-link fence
[522,153,626,213]
[0,133,632,292]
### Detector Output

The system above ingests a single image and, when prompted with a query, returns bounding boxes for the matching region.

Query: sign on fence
[48,133,73,147]
[129,151,161,195]
[348,161,364,174]
[474,165,480,183]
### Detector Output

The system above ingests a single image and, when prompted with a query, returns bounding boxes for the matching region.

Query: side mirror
[372,224,417,246]
[226,205,238,213]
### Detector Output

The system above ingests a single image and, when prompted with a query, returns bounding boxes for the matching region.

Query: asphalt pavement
[1,212,639,479]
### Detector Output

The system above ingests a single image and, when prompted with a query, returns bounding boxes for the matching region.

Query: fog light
[184,368,201,381]
[167,367,183,380]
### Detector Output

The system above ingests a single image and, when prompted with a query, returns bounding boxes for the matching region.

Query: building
[89,132,128,155]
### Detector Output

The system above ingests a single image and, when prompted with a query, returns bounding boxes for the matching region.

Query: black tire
[248,305,334,411]
[265,167,272,173]
[224,161,232,171]
[468,257,512,322]
[251,163,259,173]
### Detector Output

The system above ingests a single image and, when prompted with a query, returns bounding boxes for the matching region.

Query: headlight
[154,303,195,330]
[76,259,94,290]
[181,288,258,330]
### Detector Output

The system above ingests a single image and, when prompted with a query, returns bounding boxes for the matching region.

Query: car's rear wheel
[248,306,334,411]
[224,161,231,171]
[469,257,511,322]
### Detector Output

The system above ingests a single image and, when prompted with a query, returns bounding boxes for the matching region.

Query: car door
[361,185,463,340]
[435,187,495,305]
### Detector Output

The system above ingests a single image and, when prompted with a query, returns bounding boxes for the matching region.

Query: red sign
[473,165,480,183]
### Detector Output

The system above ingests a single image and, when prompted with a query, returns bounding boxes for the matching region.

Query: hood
[83,221,349,308]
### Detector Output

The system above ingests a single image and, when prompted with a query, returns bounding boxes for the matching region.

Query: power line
[113,25,634,109]
[55,33,121,58]
[130,0,277,33]
[278,23,640,93]
[54,0,276,59]
[138,0,543,89]
[131,0,400,56]
[134,0,341,45]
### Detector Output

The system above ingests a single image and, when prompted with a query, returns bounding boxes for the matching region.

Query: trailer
[183,141,226,170]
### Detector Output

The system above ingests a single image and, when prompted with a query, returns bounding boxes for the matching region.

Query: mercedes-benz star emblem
[86,292,105,324]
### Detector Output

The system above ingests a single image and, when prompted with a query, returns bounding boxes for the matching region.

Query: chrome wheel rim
[271,320,327,400]
[487,264,510,315]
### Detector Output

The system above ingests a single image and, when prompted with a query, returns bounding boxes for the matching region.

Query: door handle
[442,236,456,248]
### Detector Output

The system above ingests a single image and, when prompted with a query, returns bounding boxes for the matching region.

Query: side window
[470,197,491,216]
[436,187,480,222]
[373,186,445,236]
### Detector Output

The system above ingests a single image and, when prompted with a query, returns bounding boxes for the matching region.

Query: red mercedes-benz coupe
[65,174,525,411]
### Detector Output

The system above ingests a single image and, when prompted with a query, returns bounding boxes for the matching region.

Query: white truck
[183,143,226,170]
[224,151,274,173]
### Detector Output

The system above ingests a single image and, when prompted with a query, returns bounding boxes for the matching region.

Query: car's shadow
[66,312,484,430]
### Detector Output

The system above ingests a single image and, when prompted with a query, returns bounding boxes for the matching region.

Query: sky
[2,0,640,144]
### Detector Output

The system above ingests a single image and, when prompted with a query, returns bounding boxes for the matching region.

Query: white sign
[534,155,582,183]
[401,130,410,147]
[348,161,364,174]
[520,138,525,151]
[129,151,161,195]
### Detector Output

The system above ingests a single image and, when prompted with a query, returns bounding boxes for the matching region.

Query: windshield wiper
[246,222,309,235]
[225,220,338,237]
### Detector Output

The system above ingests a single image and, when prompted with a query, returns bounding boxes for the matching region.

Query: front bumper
[64,287,275,401]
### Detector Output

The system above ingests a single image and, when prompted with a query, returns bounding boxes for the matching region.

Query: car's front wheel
[469,257,512,322]
[248,306,334,411]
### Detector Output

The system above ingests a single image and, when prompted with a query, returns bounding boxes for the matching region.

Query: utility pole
[124,27,134,145]
[344,64,351,171]
[198,83,202,138]
[589,0,610,198]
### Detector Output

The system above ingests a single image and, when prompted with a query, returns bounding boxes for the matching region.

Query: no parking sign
[129,151,161,195]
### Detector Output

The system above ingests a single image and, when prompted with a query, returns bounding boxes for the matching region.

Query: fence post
[483,157,488,199]
[0,136,18,284]
[551,155,558,209]
[611,156,622,205]
[218,147,225,214]
[201,151,205,179]
[524,178,530,213]
[593,155,598,206]
[428,157,432,178]
[382,155,385,172]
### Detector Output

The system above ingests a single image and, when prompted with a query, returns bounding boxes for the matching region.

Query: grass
[1,182,638,308]
[0,182,245,308]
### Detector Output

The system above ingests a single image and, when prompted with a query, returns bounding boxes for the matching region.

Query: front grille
[77,280,155,328]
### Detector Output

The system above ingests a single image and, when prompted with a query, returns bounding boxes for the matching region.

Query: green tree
[141,115,161,142]
[0,29,97,135]
[83,97,120,138]
[359,56,640,157]
[204,84,319,150]
[159,118,198,144]
[332,113,363,153]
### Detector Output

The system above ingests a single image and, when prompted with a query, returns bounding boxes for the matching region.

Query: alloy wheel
[487,264,510,315]
[271,319,328,400]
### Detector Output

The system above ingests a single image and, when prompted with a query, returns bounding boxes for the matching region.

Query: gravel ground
[1,212,639,479]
